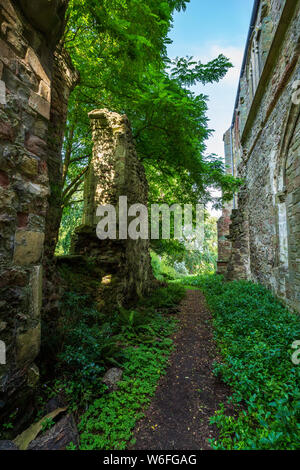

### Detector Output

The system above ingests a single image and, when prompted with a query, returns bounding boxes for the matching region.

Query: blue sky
[167,0,254,158]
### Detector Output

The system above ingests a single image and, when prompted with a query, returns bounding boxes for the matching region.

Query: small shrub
[151,252,180,281]
[41,418,55,433]
[139,284,185,311]
[49,293,124,405]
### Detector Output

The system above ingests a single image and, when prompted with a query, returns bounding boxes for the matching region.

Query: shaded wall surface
[218,0,300,312]
[0,0,76,418]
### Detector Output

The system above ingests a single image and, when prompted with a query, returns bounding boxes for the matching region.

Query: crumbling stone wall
[217,129,234,275]
[71,109,153,308]
[0,0,76,420]
[217,206,232,276]
[218,0,300,312]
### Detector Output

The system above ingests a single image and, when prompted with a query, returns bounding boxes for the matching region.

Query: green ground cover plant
[77,284,184,450]
[186,275,300,450]
[78,317,177,450]
[40,278,185,450]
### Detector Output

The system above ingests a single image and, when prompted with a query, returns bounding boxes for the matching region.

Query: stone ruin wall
[218,0,300,313]
[0,0,77,421]
[0,3,153,421]
[71,109,154,308]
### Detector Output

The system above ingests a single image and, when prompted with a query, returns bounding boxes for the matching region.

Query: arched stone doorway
[275,102,300,311]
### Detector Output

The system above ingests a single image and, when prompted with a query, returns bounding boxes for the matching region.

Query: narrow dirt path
[132,289,234,450]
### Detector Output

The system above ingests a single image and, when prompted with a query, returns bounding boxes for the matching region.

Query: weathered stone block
[19,0,68,43]
[28,91,50,120]
[13,231,45,265]
[33,120,48,139]
[38,80,51,102]
[1,0,18,22]
[0,189,15,215]
[0,321,7,332]
[19,155,39,177]
[25,134,47,157]
[25,47,51,86]
[30,266,43,318]
[27,414,79,451]
[7,30,26,57]
[26,182,49,198]
[28,214,45,232]
[0,0,76,420]
[0,38,15,62]
[16,324,41,365]
[0,441,19,451]
[0,121,13,141]
[0,170,10,188]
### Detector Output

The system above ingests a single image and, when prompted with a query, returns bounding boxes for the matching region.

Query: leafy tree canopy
[58,0,240,257]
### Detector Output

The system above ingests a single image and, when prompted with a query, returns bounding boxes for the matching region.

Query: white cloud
[209,44,244,86]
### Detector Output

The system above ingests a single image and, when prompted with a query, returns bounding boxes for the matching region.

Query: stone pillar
[83,109,131,225]
[0,0,73,424]
[71,109,153,307]
[217,205,233,275]
[217,128,234,275]
[225,190,251,281]
[42,46,78,322]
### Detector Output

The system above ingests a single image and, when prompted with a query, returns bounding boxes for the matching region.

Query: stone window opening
[276,190,289,268]
[251,31,262,94]
[246,25,263,103]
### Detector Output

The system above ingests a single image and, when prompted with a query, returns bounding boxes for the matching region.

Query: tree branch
[70,154,90,164]
[62,174,86,208]
[63,165,89,199]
